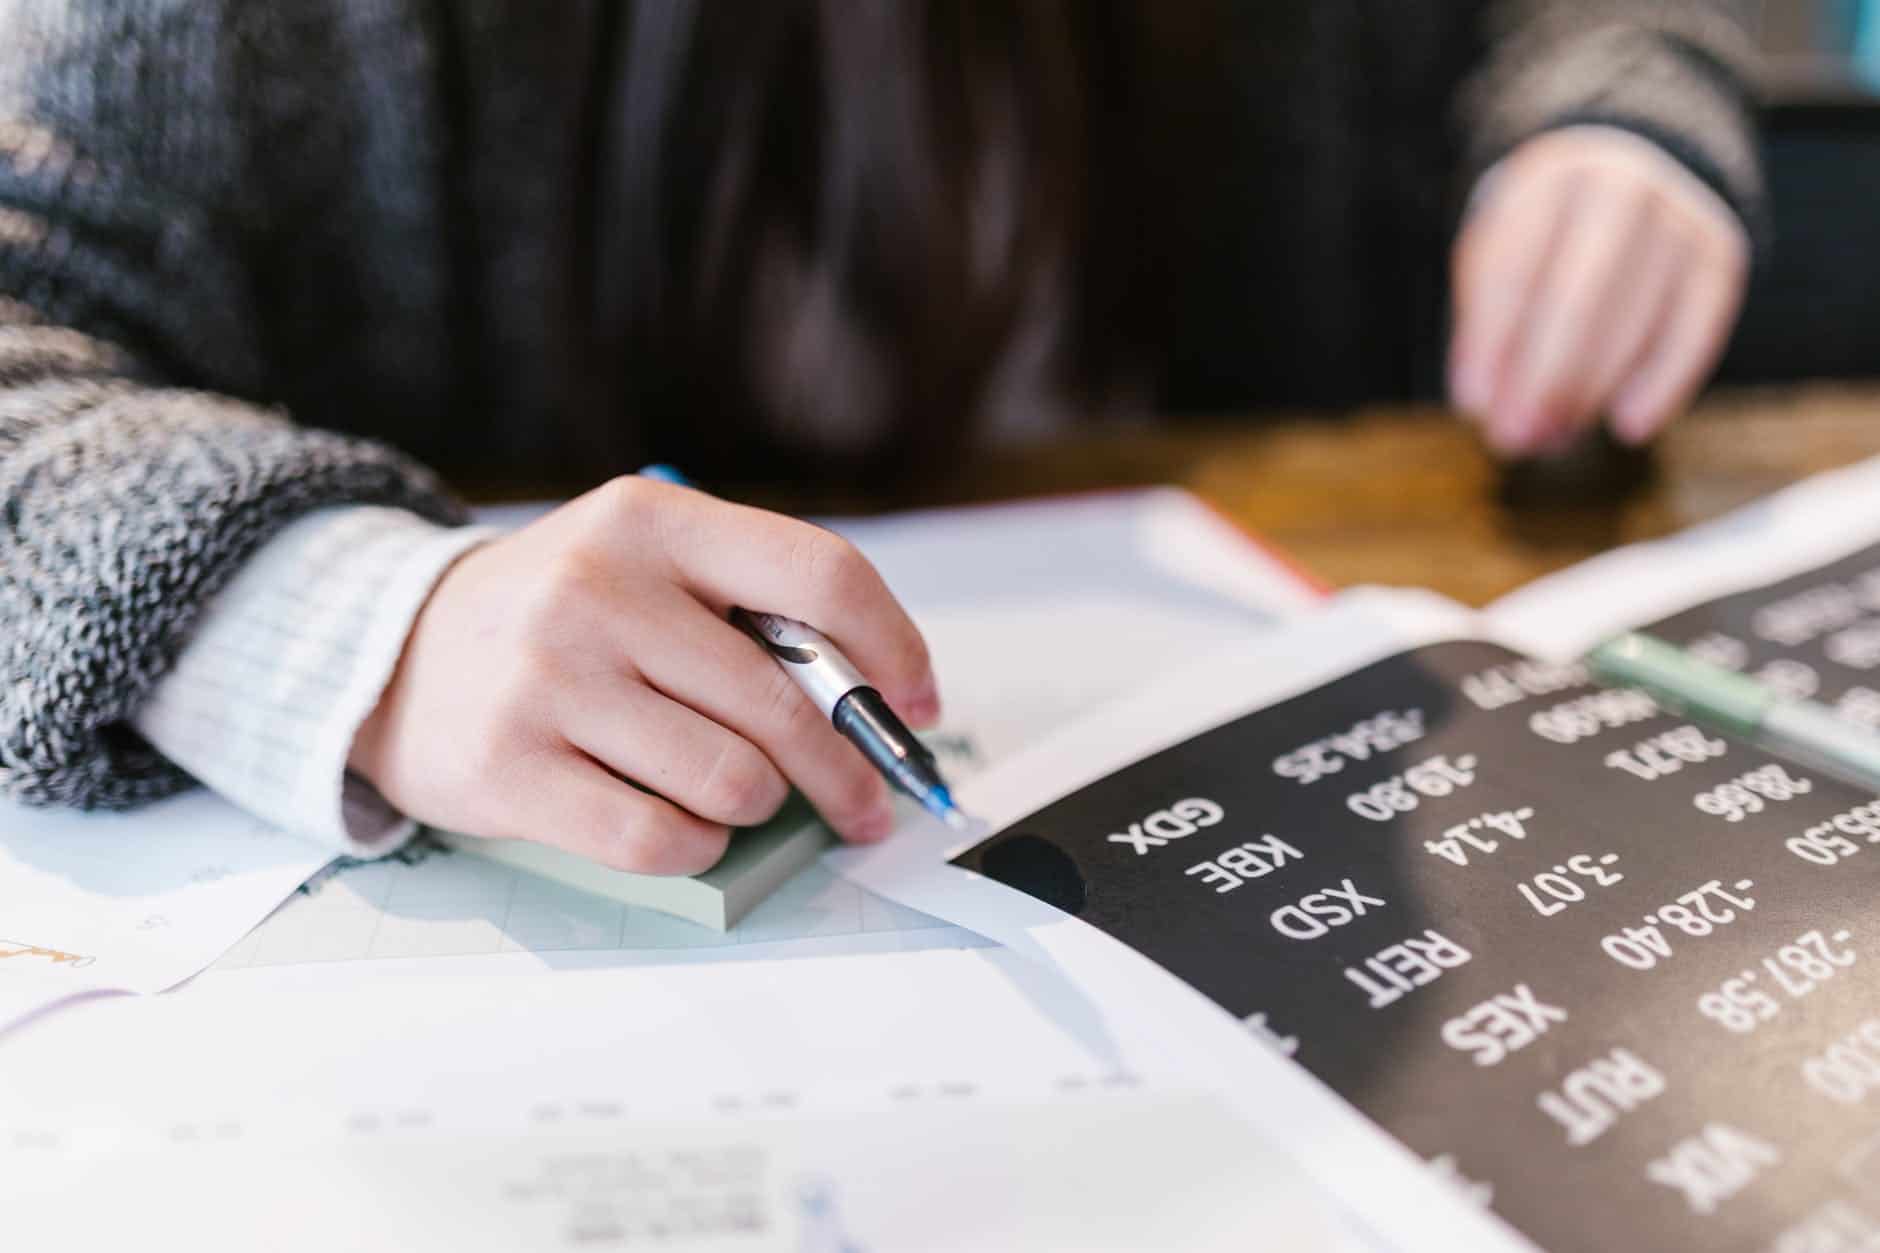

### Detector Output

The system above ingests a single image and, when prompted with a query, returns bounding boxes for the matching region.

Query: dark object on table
[1497,425,1658,508]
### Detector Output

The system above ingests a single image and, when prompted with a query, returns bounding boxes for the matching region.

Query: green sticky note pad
[432,795,834,931]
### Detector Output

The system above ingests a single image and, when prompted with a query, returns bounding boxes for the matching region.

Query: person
[0,2,1759,874]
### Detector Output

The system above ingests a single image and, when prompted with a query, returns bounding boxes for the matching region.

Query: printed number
[1423,809,1533,867]
[1694,765,1812,823]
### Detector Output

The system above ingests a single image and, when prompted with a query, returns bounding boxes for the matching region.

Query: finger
[632,592,898,844]
[1609,255,1745,444]
[1491,179,1652,454]
[1568,214,1687,433]
[555,673,790,829]
[491,747,733,876]
[1449,166,1576,423]
[607,479,939,721]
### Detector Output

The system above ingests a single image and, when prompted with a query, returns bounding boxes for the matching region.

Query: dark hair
[574,1,1218,481]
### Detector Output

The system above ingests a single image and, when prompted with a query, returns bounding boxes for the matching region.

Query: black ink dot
[977,833,1087,915]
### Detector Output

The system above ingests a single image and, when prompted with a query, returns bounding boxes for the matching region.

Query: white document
[831,591,1533,1253]
[11,1096,1346,1253]
[1487,453,1880,659]
[0,789,330,1027]
[3,951,1359,1252]
[202,488,1320,981]
[826,488,1324,765]
[825,456,1880,1253]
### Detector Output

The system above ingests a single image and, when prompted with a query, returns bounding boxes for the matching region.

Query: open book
[836,456,1880,1253]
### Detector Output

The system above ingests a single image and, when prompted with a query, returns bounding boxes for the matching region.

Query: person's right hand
[347,477,941,875]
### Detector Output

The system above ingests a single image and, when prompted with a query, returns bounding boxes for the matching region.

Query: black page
[954,544,1880,1252]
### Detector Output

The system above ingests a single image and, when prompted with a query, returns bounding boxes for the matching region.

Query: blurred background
[1154,0,1880,417]
[1760,0,1880,92]
[1728,0,1880,385]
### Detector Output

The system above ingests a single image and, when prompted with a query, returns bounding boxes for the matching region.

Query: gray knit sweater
[0,1,1762,812]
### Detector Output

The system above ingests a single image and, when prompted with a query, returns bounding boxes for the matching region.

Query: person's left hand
[1448,128,1750,458]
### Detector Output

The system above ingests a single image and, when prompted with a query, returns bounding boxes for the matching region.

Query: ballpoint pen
[639,464,972,832]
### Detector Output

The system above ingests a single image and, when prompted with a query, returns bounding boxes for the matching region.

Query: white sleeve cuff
[132,506,499,855]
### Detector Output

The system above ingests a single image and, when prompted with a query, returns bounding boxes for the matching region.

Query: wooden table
[807,382,1880,607]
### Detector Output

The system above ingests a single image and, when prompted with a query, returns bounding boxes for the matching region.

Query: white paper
[1486,453,1880,660]
[0,789,329,1027]
[830,590,1533,1253]
[8,1097,1346,1252]
[198,488,1321,983]
[804,459,1880,1252]
[828,488,1324,764]
[0,488,1352,1246]
[1,952,1358,1252]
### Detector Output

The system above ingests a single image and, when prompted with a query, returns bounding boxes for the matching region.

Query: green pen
[1589,632,1880,794]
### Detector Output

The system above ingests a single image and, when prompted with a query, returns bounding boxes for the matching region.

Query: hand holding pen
[347,473,948,875]
[641,465,968,832]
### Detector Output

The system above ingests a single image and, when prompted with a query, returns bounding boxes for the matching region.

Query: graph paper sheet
[5,951,1361,1252]
[0,789,330,1026]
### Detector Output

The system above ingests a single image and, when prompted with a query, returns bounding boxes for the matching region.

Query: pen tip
[922,786,974,832]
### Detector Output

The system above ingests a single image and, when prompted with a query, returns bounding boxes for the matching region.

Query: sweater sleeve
[131,506,498,854]
[1461,0,1765,245]
[0,3,468,810]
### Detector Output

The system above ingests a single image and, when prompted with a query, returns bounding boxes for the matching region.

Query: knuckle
[1610,173,1653,216]
[484,678,541,744]
[595,474,661,524]
[595,834,665,875]
[596,823,666,876]
[513,632,569,685]
[795,529,873,607]
[1641,182,1679,227]
[521,552,585,621]
[686,823,733,872]
[543,543,607,598]
[697,741,786,825]
[476,720,555,790]
[608,808,730,876]
[566,792,659,872]
[520,547,607,637]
